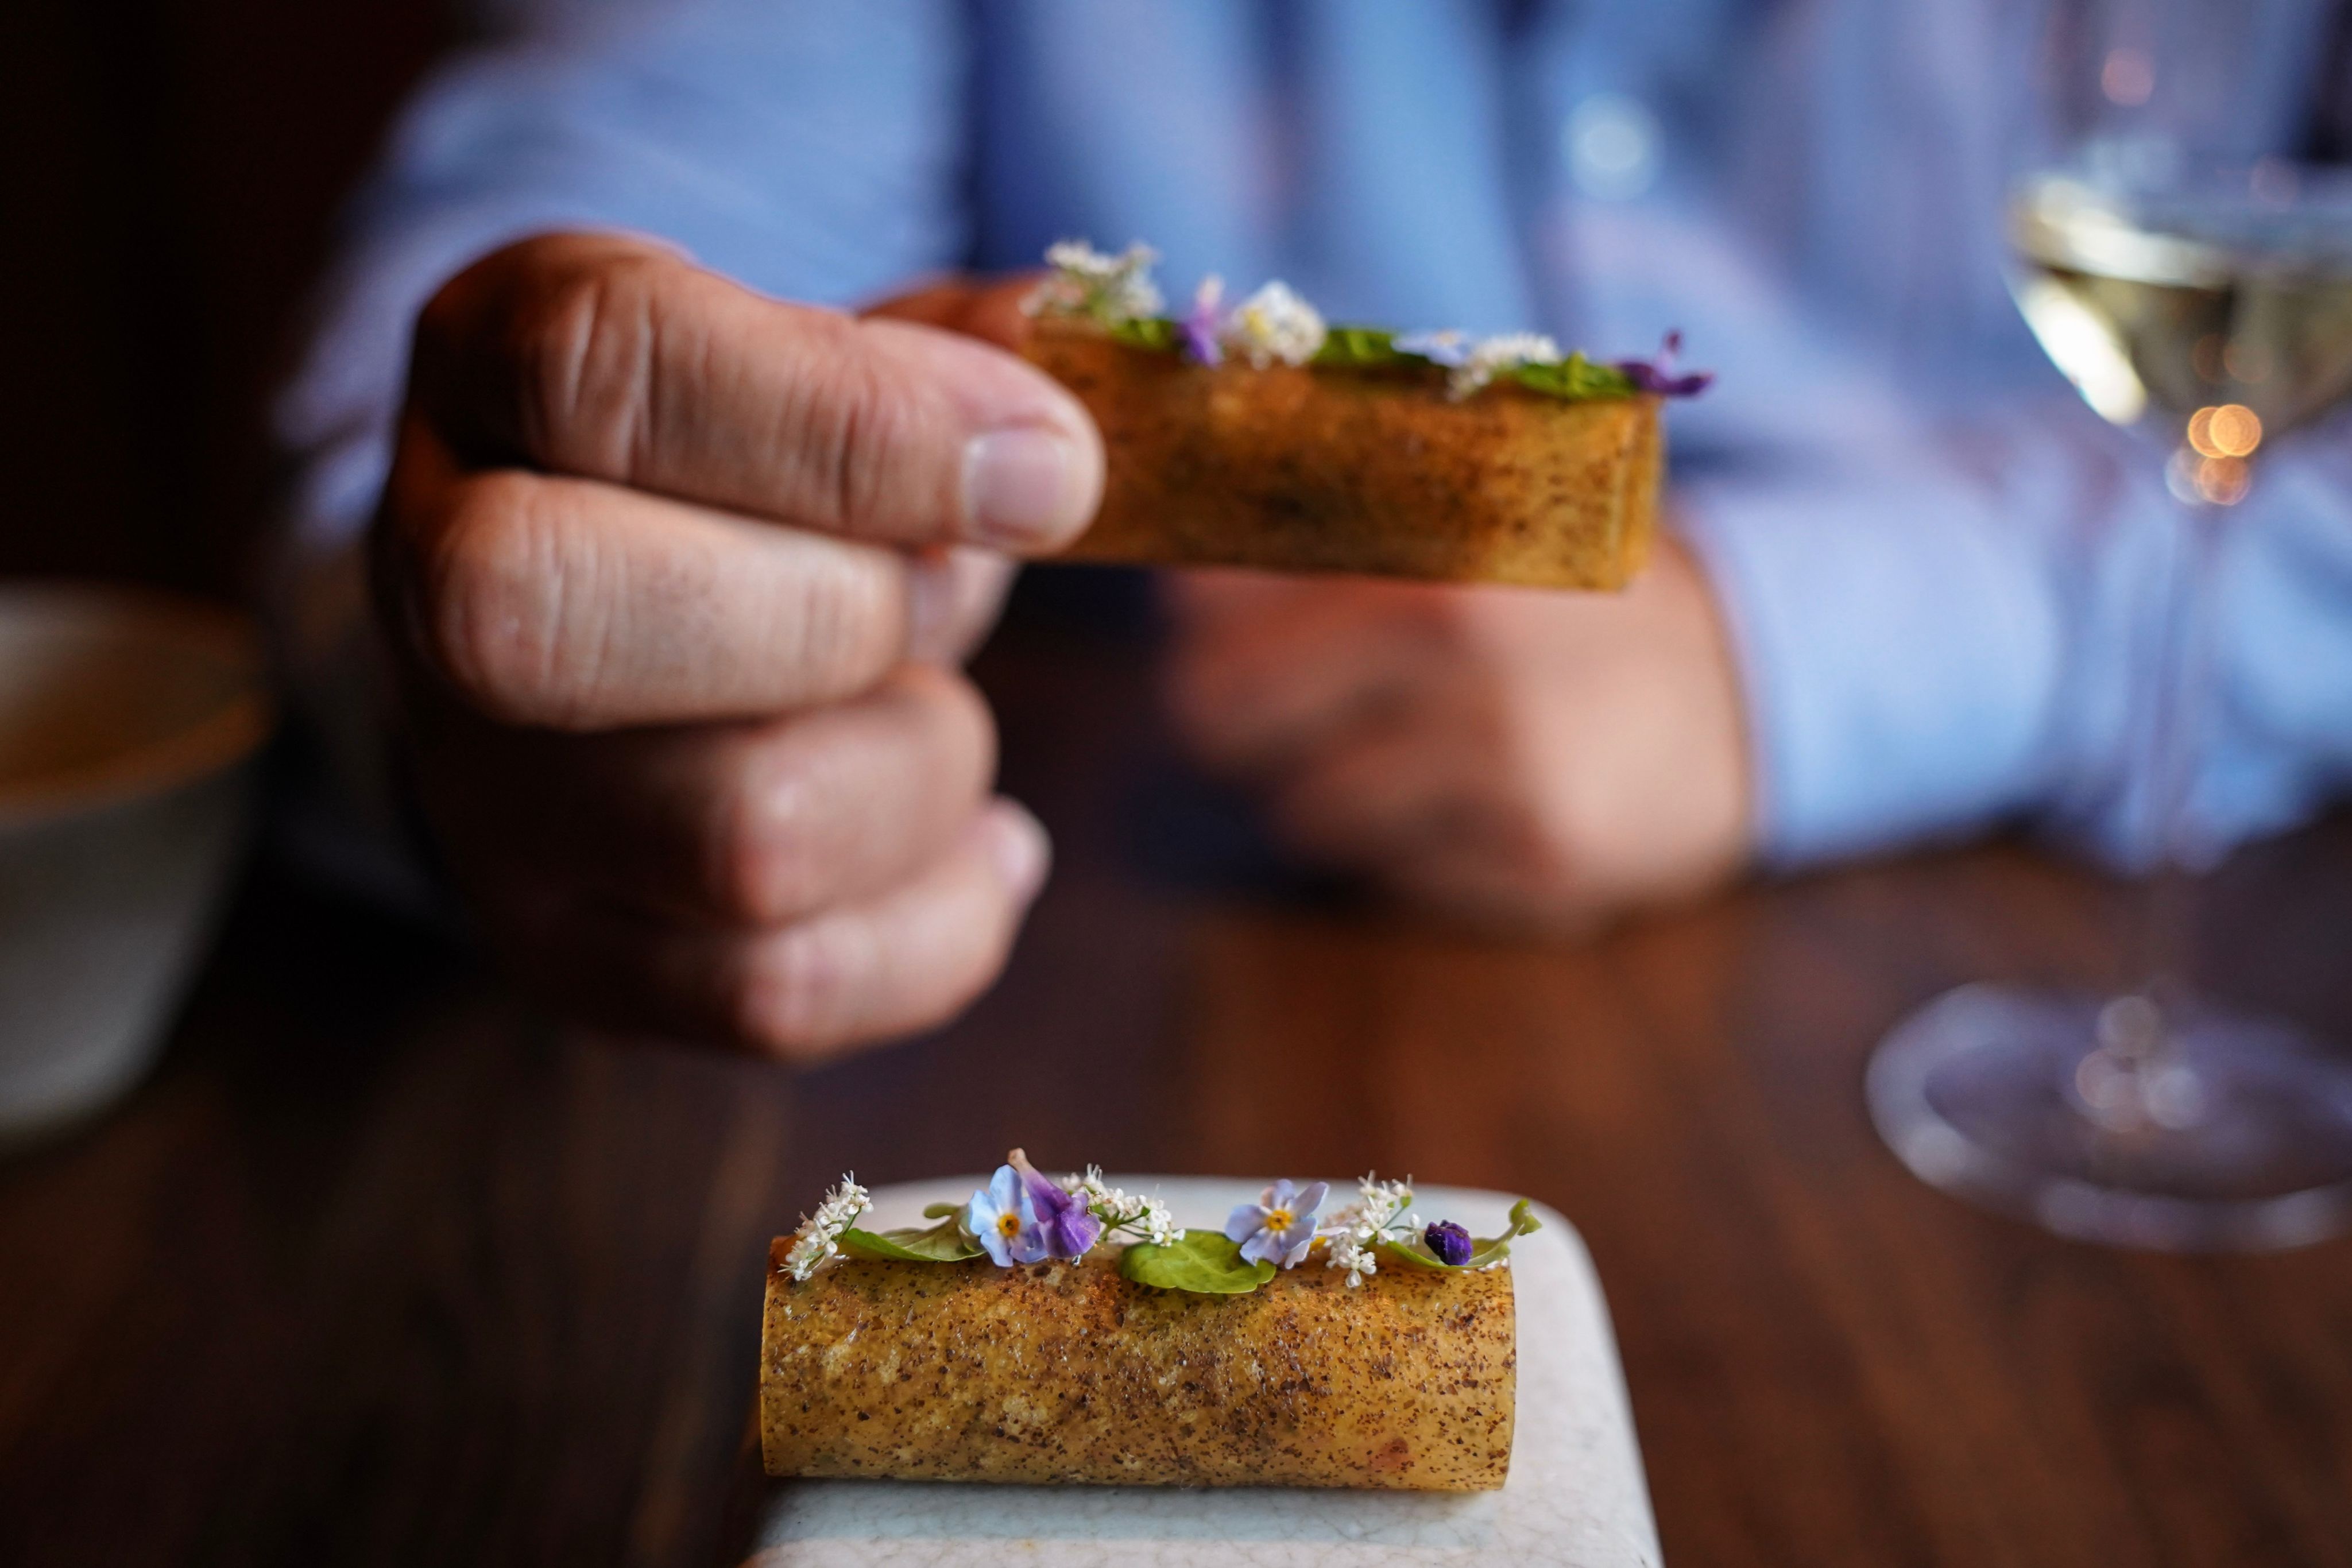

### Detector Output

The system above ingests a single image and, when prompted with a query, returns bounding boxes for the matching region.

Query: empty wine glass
[1866,0,2352,1250]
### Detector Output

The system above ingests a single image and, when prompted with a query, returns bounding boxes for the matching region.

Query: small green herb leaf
[836,1217,983,1263]
[1312,324,1403,367]
[1108,316,1180,353]
[1510,353,1635,400]
[1119,1230,1279,1294]
[920,1202,962,1220]
[1375,1238,1454,1269]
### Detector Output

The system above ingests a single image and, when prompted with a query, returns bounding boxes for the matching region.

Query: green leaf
[1119,1230,1279,1294]
[836,1217,984,1263]
[1508,353,1636,401]
[920,1202,962,1220]
[1312,324,1404,367]
[1108,316,1180,353]
[1376,1237,1454,1269]
[1376,1200,1546,1272]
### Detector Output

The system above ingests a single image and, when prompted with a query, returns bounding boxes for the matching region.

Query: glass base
[1868,984,2352,1251]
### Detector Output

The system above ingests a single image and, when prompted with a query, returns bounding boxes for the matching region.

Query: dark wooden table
[5,580,2351,1567]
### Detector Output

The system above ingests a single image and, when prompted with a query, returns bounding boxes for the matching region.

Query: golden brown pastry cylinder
[760,1241,1515,1490]
[1022,321,1659,590]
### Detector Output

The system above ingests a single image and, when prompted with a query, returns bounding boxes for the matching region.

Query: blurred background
[0,0,454,597]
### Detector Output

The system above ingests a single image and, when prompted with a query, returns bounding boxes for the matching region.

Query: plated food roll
[759,1160,1539,1492]
[760,1244,1515,1490]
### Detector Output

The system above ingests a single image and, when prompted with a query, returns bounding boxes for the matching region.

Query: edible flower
[1221,280,1328,368]
[1451,332,1564,400]
[965,1163,1049,1267]
[782,1172,871,1281]
[1179,275,1225,366]
[1322,1173,1417,1288]
[1225,1178,1330,1268]
[1065,1165,1181,1247]
[1615,330,1713,397]
[1010,1148,1104,1260]
[1424,1220,1473,1266]
[1030,239,1164,325]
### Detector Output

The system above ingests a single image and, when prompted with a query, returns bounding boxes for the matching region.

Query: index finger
[409,234,1103,553]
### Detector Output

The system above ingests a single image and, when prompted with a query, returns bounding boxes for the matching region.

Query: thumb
[410,234,1104,553]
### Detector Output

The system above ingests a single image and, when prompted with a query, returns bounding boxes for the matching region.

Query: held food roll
[758,1160,1544,1492]
[1025,323,1661,591]
[758,1244,1516,1490]
[1011,242,1708,592]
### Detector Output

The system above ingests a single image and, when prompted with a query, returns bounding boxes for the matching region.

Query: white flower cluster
[780,1173,871,1282]
[1030,239,1165,324]
[1451,332,1562,399]
[1063,1165,1181,1248]
[1222,280,1328,369]
[1321,1174,1417,1289]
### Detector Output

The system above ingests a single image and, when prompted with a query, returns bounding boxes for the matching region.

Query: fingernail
[963,427,1094,549]
[985,803,1052,903]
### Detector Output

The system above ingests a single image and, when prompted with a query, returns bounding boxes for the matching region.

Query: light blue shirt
[279,0,2352,871]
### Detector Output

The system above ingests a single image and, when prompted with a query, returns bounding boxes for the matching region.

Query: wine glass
[1866,0,2352,1250]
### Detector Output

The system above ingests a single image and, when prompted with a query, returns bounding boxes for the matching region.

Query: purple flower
[965,1164,1047,1267]
[1009,1148,1103,1260]
[1179,275,1225,366]
[1615,330,1713,397]
[1424,1221,1473,1266]
[1224,1178,1329,1268]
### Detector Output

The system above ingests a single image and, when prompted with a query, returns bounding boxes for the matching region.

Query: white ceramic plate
[749,1176,1661,1567]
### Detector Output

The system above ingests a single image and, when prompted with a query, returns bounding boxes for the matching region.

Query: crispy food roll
[759,1241,1516,1490]
[1022,320,1661,590]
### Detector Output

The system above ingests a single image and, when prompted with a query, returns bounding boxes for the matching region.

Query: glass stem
[2126,469,2225,1026]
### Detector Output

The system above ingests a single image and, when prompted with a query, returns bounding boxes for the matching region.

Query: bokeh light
[2187,404,2263,459]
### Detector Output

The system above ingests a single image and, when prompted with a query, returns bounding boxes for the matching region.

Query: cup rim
[0,581,276,830]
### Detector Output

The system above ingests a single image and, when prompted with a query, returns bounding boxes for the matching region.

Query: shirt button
[1563,94,1661,200]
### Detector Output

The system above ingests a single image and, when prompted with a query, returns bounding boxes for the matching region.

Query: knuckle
[777,551,906,700]
[780,322,930,534]
[898,664,997,777]
[739,919,869,1056]
[712,752,825,926]
[510,254,674,476]
[417,474,597,723]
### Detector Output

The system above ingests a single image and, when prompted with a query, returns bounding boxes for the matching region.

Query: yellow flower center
[996,1211,1023,1239]
[1264,1207,1294,1232]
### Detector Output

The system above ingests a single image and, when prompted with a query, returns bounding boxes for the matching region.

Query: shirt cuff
[1675,459,2068,868]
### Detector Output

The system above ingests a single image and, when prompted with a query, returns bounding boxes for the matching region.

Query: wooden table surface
[5,577,2351,1568]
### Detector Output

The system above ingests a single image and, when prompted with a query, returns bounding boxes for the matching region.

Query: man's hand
[1163,539,1751,931]
[373,234,1101,1060]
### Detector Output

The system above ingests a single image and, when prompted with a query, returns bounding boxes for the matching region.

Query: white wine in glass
[1866,12,2352,1252]
[2011,169,2352,486]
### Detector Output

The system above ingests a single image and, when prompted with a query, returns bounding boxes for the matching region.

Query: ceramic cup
[0,582,272,1148]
